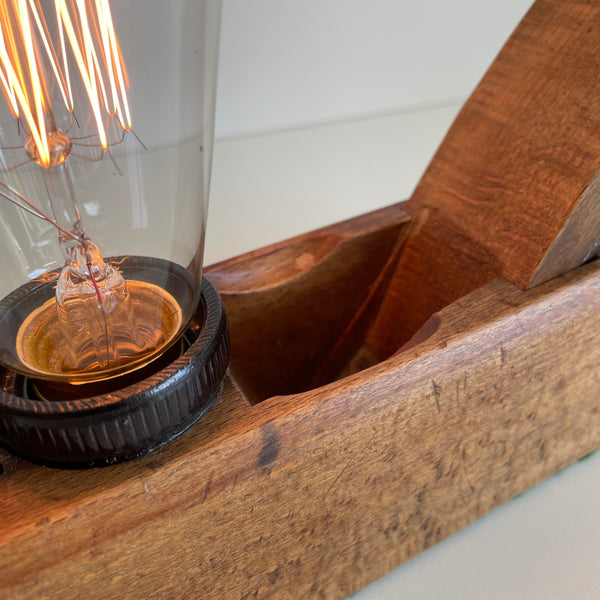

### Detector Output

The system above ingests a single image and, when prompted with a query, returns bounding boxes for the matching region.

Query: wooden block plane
[2,0,600,598]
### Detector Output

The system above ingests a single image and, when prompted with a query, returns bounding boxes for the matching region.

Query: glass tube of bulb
[0,0,222,388]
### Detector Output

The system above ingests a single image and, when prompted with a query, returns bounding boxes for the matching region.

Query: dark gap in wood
[206,204,412,403]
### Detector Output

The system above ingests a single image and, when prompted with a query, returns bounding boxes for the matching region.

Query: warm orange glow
[0,0,131,167]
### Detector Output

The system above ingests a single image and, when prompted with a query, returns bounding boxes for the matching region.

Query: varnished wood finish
[368,0,600,357]
[3,260,600,600]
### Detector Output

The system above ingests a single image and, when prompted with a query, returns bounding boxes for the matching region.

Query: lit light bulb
[0,0,226,466]
[0,0,198,387]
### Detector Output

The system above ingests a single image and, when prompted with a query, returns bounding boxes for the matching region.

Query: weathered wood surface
[368,0,600,358]
[3,258,600,600]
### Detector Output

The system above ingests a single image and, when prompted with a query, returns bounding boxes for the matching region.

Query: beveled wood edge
[206,202,410,276]
[528,168,600,287]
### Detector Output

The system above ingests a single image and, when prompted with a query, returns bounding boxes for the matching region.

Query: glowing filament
[0,0,131,167]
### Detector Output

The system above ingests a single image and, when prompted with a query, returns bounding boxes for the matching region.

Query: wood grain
[3,258,600,600]
[367,0,600,358]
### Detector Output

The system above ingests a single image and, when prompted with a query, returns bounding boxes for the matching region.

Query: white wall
[215,0,534,139]
[206,0,535,264]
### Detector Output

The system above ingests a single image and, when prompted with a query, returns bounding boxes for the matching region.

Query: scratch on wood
[432,380,442,413]
[324,433,376,499]
[200,479,211,505]
[325,462,351,499]
[500,346,507,366]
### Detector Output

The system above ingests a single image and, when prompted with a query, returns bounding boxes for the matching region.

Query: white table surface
[206,104,600,599]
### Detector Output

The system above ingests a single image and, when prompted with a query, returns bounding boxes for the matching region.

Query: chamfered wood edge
[206,202,410,293]
[3,260,600,599]
[528,169,600,288]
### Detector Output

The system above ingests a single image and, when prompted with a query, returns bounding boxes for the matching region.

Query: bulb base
[0,277,230,468]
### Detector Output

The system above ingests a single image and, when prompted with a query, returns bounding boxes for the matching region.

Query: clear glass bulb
[0,0,221,386]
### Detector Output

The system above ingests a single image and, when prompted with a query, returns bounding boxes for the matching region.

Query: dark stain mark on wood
[432,380,442,413]
[259,422,280,470]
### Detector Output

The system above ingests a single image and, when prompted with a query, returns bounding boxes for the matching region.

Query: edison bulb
[0,0,220,390]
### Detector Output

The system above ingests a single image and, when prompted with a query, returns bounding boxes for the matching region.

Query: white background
[204,3,600,600]
[206,0,535,264]
[214,0,534,140]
